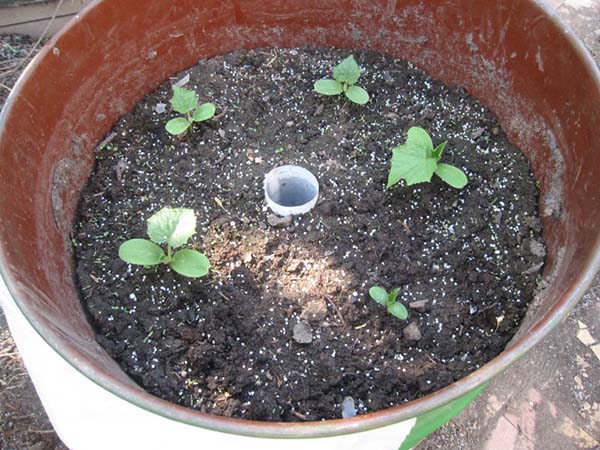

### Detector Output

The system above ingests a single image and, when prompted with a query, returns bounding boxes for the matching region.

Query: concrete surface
[0,1,598,449]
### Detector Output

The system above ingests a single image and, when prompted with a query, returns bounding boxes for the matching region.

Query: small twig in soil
[10,414,34,421]
[212,106,228,120]
[476,301,499,313]
[143,328,154,343]
[401,219,411,233]
[97,132,117,151]
[326,297,348,328]
[350,336,361,353]
[521,262,544,276]
[265,54,279,67]
[213,153,228,166]
[0,64,18,78]
[27,428,57,434]
[292,411,307,421]
[214,197,228,213]
[217,291,231,302]
[0,58,21,68]
[2,399,18,411]
[426,354,440,365]
[0,82,12,92]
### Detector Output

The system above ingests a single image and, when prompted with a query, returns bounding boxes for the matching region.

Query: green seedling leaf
[369,285,408,321]
[166,87,216,135]
[387,127,468,189]
[118,207,211,279]
[432,141,447,160]
[170,86,198,114]
[388,288,401,305]
[193,102,216,122]
[314,79,344,96]
[388,145,437,187]
[170,249,210,278]
[166,117,191,135]
[435,163,468,189]
[118,239,165,266]
[315,56,369,104]
[388,302,409,320]
[333,55,361,85]
[147,207,197,248]
[345,85,369,105]
[369,286,389,306]
[406,126,434,154]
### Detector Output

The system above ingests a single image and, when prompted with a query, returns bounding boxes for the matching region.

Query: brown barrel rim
[0,0,599,439]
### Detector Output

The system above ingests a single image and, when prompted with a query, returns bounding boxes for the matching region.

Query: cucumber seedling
[369,286,408,320]
[119,207,210,278]
[314,55,370,105]
[165,86,216,136]
[387,127,468,189]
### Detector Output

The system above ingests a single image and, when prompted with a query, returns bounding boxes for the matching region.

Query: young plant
[314,55,369,105]
[118,207,210,278]
[387,127,468,189]
[165,86,216,136]
[369,286,408,320]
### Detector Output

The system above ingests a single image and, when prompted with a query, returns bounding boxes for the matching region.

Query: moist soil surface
[74,47,546,422]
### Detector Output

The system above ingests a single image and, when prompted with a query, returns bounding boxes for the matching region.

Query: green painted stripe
[398,383,489,450]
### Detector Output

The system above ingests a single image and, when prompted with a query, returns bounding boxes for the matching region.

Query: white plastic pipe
[264,165,319,216]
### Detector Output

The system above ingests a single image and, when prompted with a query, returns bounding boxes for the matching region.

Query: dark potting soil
[74,47,546,422]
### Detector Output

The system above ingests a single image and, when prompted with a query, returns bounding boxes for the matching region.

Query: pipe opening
[264,165,319,216]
